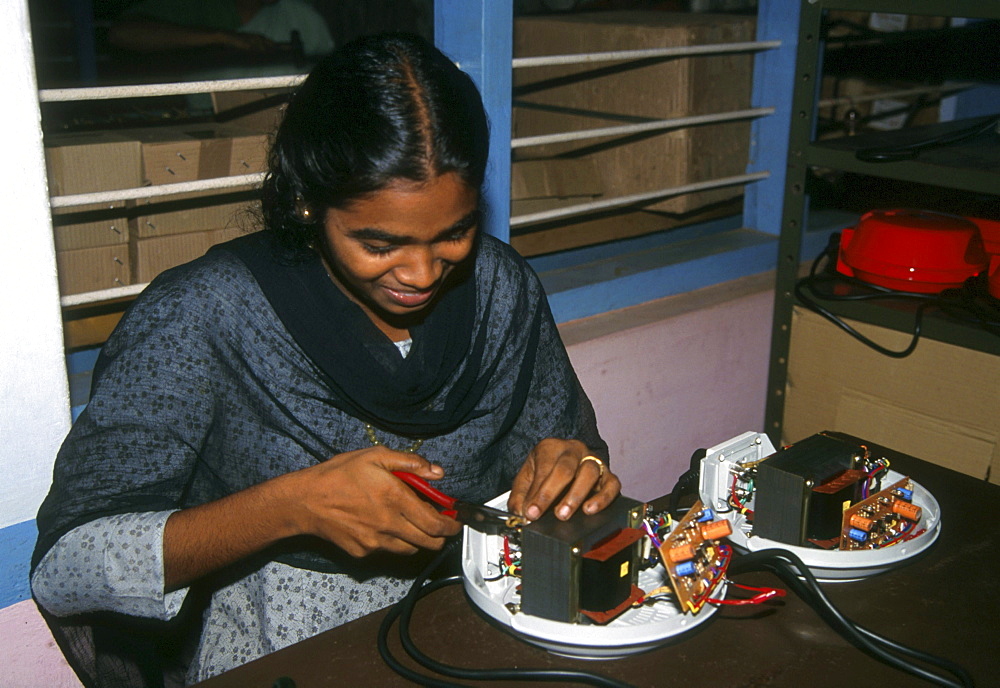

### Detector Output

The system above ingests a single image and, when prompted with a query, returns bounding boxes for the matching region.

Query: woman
[32,33,619,686]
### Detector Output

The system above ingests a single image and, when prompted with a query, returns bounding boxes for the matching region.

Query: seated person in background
[108,0,334,58]
[32,32,620,687]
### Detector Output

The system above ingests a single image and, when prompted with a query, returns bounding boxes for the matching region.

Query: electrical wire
[397,577,637,687]
[880,520,915,548]
[707,580,785,606]
[795,248,926,358]
[862,460,887,500]
[665,448,708,518]
[376,545,469,688]
[728,549,975,688]
[377,539,639,688]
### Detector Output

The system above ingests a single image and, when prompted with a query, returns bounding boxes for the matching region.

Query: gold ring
[580,455,605,480]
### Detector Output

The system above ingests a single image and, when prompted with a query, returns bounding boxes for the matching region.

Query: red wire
[502,536,512,567]
[881,521,916,547]
[708,581,786,606]
[690,544,733,609]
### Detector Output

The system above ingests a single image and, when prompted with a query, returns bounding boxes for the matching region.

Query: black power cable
[729,549,975,688]
[378,539,638,688]
[665,447,708,518]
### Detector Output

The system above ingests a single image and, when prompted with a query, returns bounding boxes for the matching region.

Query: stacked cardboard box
[46,124,268,295]
[825,11,948,38]
[511,11,756,256]
[128,124,266,284]
[47,130,140,294]
[511,158,602,217]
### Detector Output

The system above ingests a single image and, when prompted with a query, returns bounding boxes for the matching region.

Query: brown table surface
[197,442,998,688]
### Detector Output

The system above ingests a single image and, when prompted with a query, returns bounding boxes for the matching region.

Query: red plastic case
[836,209,989,294]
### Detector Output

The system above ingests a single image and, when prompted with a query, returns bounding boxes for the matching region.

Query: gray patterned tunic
[32,233,606,684]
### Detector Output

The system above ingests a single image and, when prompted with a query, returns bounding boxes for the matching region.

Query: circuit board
[657,500,731,613]
[839,477,922,550]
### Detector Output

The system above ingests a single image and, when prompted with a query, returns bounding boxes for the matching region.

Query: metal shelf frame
[763,0,1000,441]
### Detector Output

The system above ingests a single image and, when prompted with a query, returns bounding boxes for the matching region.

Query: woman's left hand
[507,438,621,522]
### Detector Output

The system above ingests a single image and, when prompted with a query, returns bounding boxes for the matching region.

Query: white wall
[1,2,71,530]
[0,2,76,685]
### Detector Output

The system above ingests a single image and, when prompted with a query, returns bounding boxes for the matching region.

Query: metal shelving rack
[764,0,1000,441]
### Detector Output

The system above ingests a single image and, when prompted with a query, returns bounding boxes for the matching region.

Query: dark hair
[261,32,490,254]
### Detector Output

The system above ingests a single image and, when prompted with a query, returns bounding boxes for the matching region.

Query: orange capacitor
[849,514,874,532]
[698,519,733,541]
[892,499,922,521]
[666,543,696,563]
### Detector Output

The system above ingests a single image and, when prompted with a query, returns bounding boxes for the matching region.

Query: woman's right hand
[163,448,458,591]
[282,448,462,557]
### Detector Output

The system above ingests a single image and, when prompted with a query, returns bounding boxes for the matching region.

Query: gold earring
[294,196,313,222]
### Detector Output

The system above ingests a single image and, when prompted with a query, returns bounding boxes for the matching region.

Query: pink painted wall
[0,600,81,688]
[563,276,774,502]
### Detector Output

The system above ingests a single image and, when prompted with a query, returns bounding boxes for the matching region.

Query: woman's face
[320,172,480,339]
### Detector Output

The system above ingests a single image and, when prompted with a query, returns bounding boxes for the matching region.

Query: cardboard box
[510,201,740,257]
[131,188,258,239]
[44,130,143,195]
[46,126,267,292]
[56,245,131,295]
[511,158,603,202]
[51,202,129,251]
[131,226,247,283]
[45,124,267,193]
[507,147,740,257]
[510,158,604,248]
[819,12,950,135]
[512,209,671,257]
[824,11,948,37]
[132,124,269,186]
[783,306,1000,484]
[211,89,290,134]
[512,12,755,216]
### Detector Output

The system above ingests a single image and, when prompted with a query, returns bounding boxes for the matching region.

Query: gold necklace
[364,423,424,453]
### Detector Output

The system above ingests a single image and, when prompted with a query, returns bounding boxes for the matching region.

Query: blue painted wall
[0,521,36,608]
